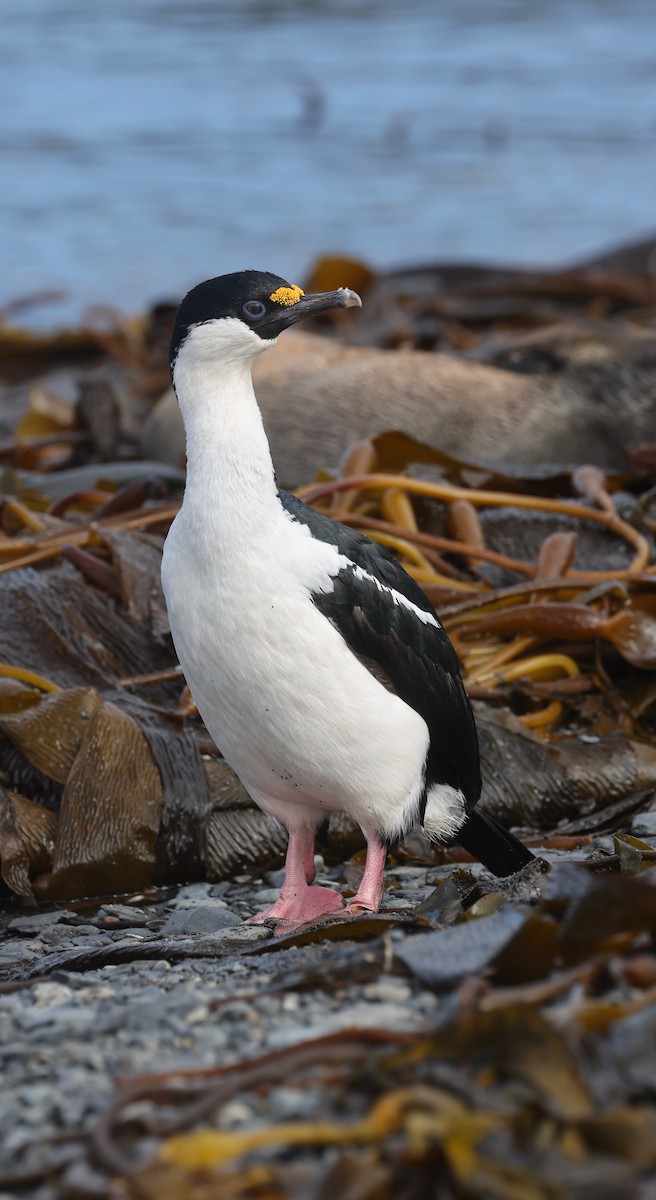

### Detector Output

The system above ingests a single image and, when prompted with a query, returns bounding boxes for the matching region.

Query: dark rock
[395,905,528,987]
[162,905,241,935]
[8,910,73,933]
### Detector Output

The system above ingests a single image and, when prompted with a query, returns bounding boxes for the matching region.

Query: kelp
[317,251,656,352]
[296,430,656,745]
[5,862,652,1198]
[0,552,654,898]
[0,408,655,897]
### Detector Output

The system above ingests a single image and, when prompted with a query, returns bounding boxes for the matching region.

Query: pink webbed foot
[244,826,344,926]
[345,890,383,915]
[345,897,380,915]
[247,885,344,925]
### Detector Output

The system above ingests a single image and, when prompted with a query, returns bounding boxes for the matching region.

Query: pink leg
[246,827,344,924]
[346,835,387,914]
[303,834,316,884]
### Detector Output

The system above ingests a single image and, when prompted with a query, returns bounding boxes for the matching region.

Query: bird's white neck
[173,322,280,529]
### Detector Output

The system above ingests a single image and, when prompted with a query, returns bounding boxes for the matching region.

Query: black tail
[457,808,534,876]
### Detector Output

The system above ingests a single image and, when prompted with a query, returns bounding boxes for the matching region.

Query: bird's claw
[345,900,378,916]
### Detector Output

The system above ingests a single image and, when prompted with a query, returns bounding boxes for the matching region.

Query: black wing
[279,489,481,809]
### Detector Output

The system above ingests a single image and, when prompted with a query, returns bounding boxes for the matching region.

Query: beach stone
[0,941,41,967]
[60,1159,109,1198]
[630,811,656,838]
[162,906,241,935]
[222,925,272,945]
[8,910,73,933]
[31,981,75,1008]
[269,1086,324,1120]
[363,978,412,1004]
[251,888,281,905]
[264,868,287,888]
[172,882,214,903]
[96,903,153,924]
[209,882,232,898]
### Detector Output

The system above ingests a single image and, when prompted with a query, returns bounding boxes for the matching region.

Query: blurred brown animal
[142,326,656,487]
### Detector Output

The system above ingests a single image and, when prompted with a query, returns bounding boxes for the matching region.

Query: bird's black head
[169,269,361,376]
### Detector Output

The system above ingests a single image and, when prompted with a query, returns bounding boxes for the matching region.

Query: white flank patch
[422,783,467,842]
[338,559,441,629]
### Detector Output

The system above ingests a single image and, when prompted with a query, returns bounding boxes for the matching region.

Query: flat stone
[96,904,152,924]
[162,906,241,935]
[362,978,412,1004]
[20,1005,98,1034]
[264,867,286,888]
[630,811,656,838]
[41,924,110,942]
[31,982,75,1008]
[0,941,40,966]
[173,897,230,911]
[76,984,116,1003]
[222,925,272,945]
[266,1002,427,1048]
[269,1085,324,1120]
[8,910,73,933]
[395,906,528,988]
[172,882,213,903]
[59,1158,109,1198]
[251,888,280,905]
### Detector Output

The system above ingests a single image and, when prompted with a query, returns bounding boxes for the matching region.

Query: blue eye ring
[243,299,266,319]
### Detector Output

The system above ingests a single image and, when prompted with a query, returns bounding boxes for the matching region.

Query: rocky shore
[3,826,656,1199]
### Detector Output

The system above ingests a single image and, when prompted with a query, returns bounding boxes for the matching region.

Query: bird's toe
[345,898,380,915]
[245,884,344,925]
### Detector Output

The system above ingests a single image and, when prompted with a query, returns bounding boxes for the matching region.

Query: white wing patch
[283,510,441,630]
[338,558,441,629]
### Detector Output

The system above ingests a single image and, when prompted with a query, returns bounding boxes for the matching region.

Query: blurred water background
[3,0,656,321]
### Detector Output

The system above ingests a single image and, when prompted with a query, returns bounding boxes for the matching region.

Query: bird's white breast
[161,503,429,839]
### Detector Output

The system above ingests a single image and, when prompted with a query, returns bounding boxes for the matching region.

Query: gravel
[0,849,553,1196]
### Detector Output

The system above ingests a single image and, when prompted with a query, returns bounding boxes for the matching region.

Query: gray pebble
[173,882,214,903]
[8,910,73,933]
[264,867,286,888]
[0,941,41,966]
[251,888,281,905]
[222,924,272,945]
[60,1159,109,1198]
[0,858,500,1189]
[162,906,241,935]
[630,811,656,837]
[96,904,153,924]
[42,924,112,943]
[31,982,75,1008]
[269,1085,323,1120]
[362,977,412,1004]
[20,1005,98,1035]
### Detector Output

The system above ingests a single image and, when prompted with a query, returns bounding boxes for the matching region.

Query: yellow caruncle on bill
[269,285,304,307]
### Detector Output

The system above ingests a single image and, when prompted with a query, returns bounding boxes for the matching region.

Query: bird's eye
[242,299,267,319]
